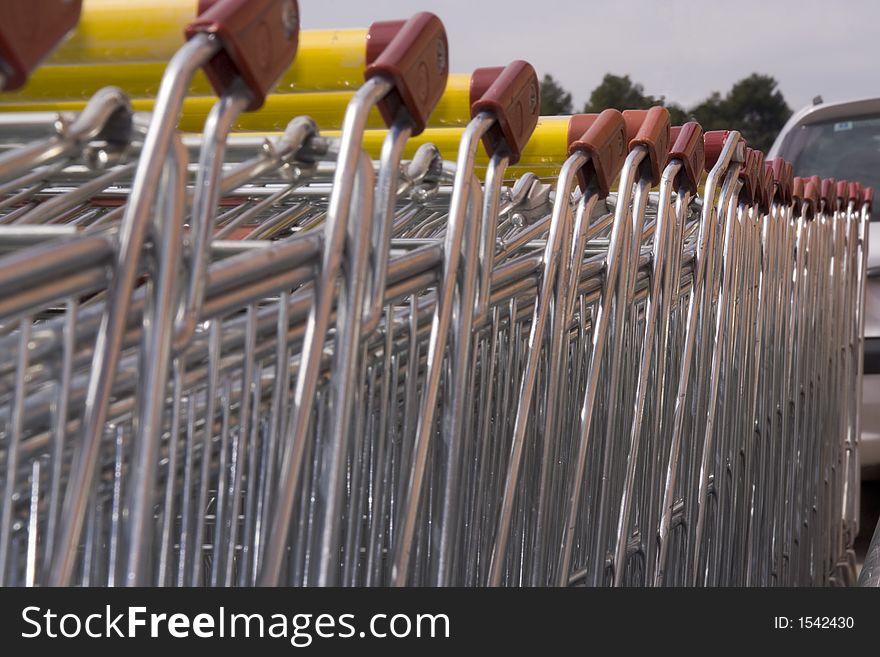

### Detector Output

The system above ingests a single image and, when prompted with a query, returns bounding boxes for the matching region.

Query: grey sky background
[303,0,877,112]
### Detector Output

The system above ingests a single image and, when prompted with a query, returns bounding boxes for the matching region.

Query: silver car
[769,98,880,475]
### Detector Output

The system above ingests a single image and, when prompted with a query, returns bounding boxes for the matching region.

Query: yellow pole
[327,116,574,180]
[0,74,474,132]
[10,0,374,99]
[50,0,200,64]
[9,28,373,101]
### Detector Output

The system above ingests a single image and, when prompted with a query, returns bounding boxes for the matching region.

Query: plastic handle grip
[186,0,300,111]
[469,61,540,165]
[622,107,670,186]
[703,130,736,172]
[764,161,779,203]
[863,187,873,208]
[738,148,759,204]
[566,113,596,149]
[803,174,821,211]
[364,12,448,136]
[803,177,821,212]
[760,165,774,213]
[365,19,405,65]
[752,150,767,208]
[567,109,627,198]
[835,180,850,205]
[744,149,765,207]
[848,181,862,203]
[794,176,812,216]
[753,150,766,193]
[783,161,795,197]
[767,159,793,204]
[819,178,836,207]
[468,66,504,107]
[0,0,82,90]
[669,122,704,193]
[792,176,804,203]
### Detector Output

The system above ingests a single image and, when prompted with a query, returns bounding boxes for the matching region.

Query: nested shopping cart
[0,0,872,587]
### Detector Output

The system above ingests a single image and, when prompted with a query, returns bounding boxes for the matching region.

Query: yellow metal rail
[10,28,372,100]
[330,116,573,180]
[1,74,472,132]
[9,0,372,100]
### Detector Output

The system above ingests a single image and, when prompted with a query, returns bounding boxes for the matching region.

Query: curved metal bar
[258,76,392,586]
[48,34,219,586]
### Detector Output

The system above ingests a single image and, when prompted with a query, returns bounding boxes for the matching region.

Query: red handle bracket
[0,0,82,90]
[622,107,671,186]
[802,176,821,216]
[759,164,774,213]
[469,61,540,165]
[848,181,862,204]
[767,159,793,205]
[669,123,705,193]
[567,109,628,198]
[819,177,836,209]
[703,130,738,171]
[186,0,300,111]
[364,12,449,136]
[804,175,822,214]
[835,180,850,206]
[792,176,804,204]
[738,148,761,204]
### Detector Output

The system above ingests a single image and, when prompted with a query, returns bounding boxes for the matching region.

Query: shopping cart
[0,0,871,588]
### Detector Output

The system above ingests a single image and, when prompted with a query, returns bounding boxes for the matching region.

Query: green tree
[539,74,573,115]
[583,74,690,124]
[583,74,656,113]
[690,77,791,151]
[664,102,689,126]
[582,72,791,152]
[689,91,728,130]
[719,74,791,152]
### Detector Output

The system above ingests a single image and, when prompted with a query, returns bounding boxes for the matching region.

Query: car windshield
[781,113,880,196]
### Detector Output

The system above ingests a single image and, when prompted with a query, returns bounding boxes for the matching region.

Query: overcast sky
[303,0,877,112]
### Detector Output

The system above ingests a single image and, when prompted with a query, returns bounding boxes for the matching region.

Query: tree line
[540,73,792,153]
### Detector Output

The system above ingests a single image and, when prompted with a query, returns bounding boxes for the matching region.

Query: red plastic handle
[469,61,540,165]
[804,174,821,209]
[803,176,821,215]
[622,107,671,186]
[738,148,761,204]
[864,187,874,208]
[766,159,793,205]
[848,181,862,203]
[366,19,405,64]
[567,109,627,198]
[819,178,836,208]
[835,180,850,206]
[669,123,705,193]
[0,0,82,90]
[794,176,815,218]
[364,12,448,136]
[757,167,769,209]
[186,0,300,111]
[764,161,778,204]
[566,114,596,149]
[703,130,737,171]
[792,176,804,203]
[759,164,774,213]
[744,149,767,210]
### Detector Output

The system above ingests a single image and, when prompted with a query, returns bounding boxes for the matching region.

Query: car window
[781,114,880,215]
